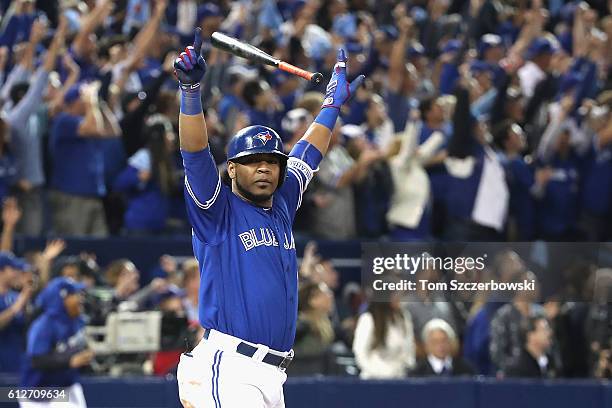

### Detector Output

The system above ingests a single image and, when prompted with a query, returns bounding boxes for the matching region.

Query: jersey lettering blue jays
[182,142,319,352]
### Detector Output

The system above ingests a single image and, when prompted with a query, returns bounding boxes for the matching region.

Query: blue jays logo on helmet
[254,130,273,146]
[227,125,288,162]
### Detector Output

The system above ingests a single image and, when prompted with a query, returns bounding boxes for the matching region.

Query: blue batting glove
[174,27,207,91]
[322,49,365,109]
[315,49,365,130]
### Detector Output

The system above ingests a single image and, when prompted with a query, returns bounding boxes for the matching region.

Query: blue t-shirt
[50,113,106,197]
[0,289,25,373]
[0,154,17,203]
[536,154,581,237]
[505,156,537,240]
[581,144,612,217]
[69,47,101,82]
[182,143,321,352]
[445,147,486,221]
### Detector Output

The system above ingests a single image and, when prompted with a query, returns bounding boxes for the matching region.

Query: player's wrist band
[314,106,339,131]
[180,83,203,116]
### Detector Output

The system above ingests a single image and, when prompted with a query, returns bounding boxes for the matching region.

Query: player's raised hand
[174,27,207,90]
[321,49,365,109]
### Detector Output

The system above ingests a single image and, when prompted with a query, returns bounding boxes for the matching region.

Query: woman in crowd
[353,293,416,378]
[113,115,180,234]
[292,281,336,375]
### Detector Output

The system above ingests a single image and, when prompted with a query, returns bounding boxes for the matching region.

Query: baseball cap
[0,252,19,270]
[14,258,31,272]
[526,37,558,59]
[470,60,494,75]
[58,278,86,297]
[197,3,222,22]
[340,124,366,142]
[441,39,462,54]
[478,34,503,58]
[407,42,425,58]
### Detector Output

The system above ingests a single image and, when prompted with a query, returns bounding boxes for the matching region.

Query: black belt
[203,329,293,370]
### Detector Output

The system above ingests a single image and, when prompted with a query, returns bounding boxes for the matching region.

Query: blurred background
[0,0,610,407]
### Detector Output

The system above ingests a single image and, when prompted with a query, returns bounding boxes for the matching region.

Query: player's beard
[235,175,274,205]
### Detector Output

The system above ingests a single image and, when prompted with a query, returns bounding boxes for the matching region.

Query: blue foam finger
[337,48,347,62]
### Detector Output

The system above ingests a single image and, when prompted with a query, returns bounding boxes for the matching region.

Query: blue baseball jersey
[182,142,321,352]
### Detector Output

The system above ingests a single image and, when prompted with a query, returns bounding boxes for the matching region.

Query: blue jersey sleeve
[27,319,54,357]
[181,147,229,245]
[277,141,322,222]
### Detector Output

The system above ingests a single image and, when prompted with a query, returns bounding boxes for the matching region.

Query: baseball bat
[211,32,323,84]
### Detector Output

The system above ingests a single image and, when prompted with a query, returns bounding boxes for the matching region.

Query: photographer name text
[372,279,536,292]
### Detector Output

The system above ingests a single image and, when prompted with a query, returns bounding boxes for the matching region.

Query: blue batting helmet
[226,125,288,188]
[227,126,288,162]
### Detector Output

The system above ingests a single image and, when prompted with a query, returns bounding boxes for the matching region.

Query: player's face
[64,293,83,318]
[229,154,281,205]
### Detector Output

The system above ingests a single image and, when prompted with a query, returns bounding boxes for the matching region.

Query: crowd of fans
[0,0,610,388]
[0,203,610,380]
[293,244,611,379]
[0,0,606,240]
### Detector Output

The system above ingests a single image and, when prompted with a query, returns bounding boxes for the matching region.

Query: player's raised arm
[175,28,209,152]
[300,49,365,156]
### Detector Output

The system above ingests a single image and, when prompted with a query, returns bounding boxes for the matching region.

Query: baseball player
[20,277,93,408]
[174,28,364,408]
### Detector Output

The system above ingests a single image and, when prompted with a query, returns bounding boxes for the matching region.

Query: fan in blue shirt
[0,252,32,374]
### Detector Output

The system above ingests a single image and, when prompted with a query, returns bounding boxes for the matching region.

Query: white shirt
[353,311,416,379]
[387,121,445,228]
[427,355,453,375]
[518,61,546,99]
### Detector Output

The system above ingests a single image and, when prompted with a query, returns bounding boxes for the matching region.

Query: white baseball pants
[177,330,288,408]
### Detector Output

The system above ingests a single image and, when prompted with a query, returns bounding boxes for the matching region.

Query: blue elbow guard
[313,106,339,131]
[291,140,323,170]
[180,85,203,116]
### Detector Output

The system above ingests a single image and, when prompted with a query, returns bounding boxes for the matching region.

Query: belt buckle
[278,349,294,371]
